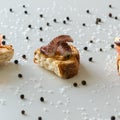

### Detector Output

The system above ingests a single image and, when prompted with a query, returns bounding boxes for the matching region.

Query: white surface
[0,0,120,120]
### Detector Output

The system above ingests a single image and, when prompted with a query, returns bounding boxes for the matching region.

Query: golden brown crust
[34,45,80,79]
[117,55,120,74]
[58,57,79,79]
[0,45,14,63]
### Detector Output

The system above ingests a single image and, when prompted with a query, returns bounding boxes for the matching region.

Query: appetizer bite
[115,37,120,74]
[34,35,80,79]
[0,34,14,63]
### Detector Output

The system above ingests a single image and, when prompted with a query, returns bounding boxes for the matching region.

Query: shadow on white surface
[0,62,20,84]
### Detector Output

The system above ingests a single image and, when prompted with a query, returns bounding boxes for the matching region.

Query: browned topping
[40,35,73,57]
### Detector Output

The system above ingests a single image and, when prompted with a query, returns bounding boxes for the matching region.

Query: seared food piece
[0,34,14,63]
[34,35,80,79]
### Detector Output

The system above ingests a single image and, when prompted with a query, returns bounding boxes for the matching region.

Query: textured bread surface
[0,45,14,63]
[117,55,120,74]
[34,45,80,79]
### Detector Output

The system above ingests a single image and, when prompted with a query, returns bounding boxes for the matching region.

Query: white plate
[0,0,119,120]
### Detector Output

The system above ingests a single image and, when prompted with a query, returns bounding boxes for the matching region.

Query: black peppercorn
[73,82,78,87]
[18,73,23,78]
[88,57,93,62]
[111,44,114,48]
[26,36,29,40]
[83,46,88,51]
[115,16,118,20]
[108,13,112,17]
[22,54,26,59]
[63,20,66,24]
[40,38,43,42]
[9,8,13,12]
[2,35,6,39]
[40,97,44,102]
[99,48,103,52]
[28,24,32,28]
[111,116,116,120]
[81,80,87,85]
[53,18,57,23]
[38,116,42,120]
[2,41,6,45]
[95,18,102,25]
[14,60,18,64]
[90,40,93,43]
[23,5,26,8]
[20,94,25,99]
[21,110,25,115]
[66,16,70,21]
[97,18,101,22]
[40,14,43,18]
[39,27,43,31]
[24,10,28,14]
[86,9,90,13]
[95,21,99,25]
[82,23,86,26]
[109,4,112,8]
[46,22,50,26]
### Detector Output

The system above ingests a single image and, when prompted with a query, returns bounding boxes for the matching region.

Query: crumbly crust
[0,45,14,63]
[34,45,80,79]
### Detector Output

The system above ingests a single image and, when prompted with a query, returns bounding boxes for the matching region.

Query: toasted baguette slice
[117,54,120,74]
[0,45,14,63]
[34,45,80,79]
